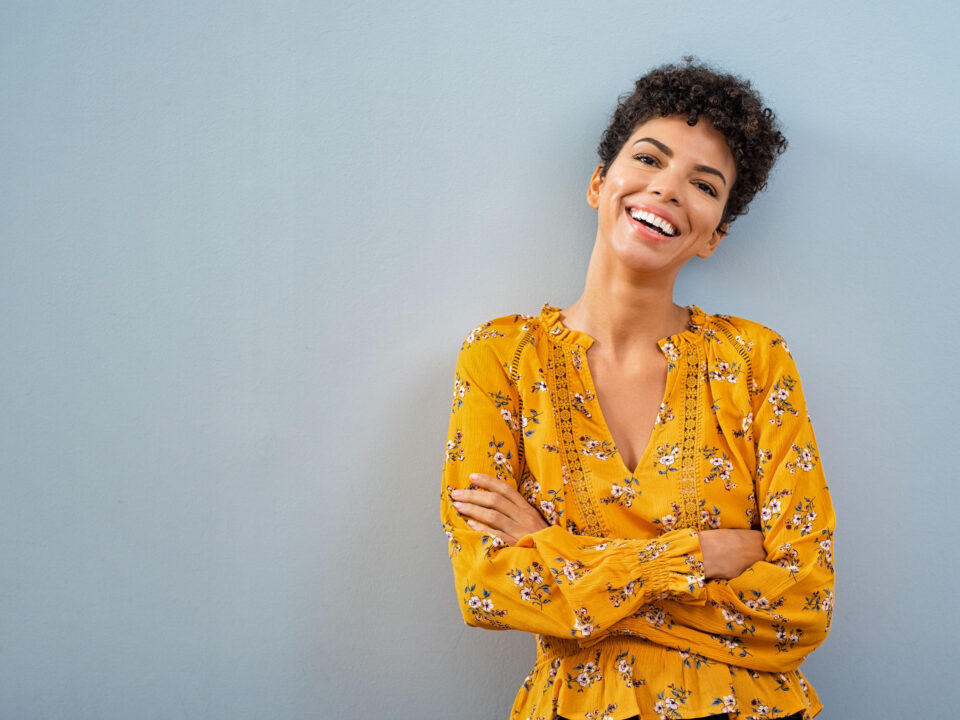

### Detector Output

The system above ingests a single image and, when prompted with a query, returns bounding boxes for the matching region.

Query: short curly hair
[598,59,787,227]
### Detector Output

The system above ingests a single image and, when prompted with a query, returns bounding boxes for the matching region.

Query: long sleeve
[441,326,708,642]
[597,337,835,672]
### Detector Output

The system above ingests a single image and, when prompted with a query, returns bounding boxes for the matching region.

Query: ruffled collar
[538,303,708,352]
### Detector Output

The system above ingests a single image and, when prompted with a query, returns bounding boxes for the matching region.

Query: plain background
[2,1,958,718]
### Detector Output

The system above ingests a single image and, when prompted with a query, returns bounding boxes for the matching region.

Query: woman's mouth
[628,207,678,237]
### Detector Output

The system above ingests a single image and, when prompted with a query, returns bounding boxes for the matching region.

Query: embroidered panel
[509,328,535,464]
[678,344,703,529]
[549,341,607,537]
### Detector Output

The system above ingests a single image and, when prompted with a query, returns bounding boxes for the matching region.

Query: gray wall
[2,1,957,718]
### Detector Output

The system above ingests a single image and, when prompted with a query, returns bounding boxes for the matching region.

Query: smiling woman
[585,116,735,300]
[441,60,834,720]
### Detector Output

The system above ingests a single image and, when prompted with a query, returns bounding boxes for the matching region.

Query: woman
[440,61,834,720]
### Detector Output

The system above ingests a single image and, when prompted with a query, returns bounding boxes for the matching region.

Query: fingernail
[450,489,462,499]
[453,501,464,510]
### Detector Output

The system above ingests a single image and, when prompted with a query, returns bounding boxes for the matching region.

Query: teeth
[630,209,677,236]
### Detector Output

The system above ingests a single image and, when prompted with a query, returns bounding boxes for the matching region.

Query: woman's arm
[455,474,764,577]
[442,330,709,641]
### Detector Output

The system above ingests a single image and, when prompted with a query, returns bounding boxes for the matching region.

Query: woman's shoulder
[452,311,544,383]
[700,310,791,353]
[697,309,796,377]
[456,310,544,355]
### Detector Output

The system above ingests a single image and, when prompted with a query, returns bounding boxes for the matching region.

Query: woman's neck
[562,256,689,360]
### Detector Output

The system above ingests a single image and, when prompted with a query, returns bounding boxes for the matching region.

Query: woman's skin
[451,115,765,581]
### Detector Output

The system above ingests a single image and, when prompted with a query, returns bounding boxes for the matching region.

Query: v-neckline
[578,348,677,477]
[540,303,703,477]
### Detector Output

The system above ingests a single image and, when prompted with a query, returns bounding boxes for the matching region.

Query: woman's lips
[625,206,681,241]
[627,204,680,235]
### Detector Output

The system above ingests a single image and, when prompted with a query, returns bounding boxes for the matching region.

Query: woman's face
[588,115,736,276]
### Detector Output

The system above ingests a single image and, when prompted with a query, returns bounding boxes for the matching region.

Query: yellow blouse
[440,305,835,720]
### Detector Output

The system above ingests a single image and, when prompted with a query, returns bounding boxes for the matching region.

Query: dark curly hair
[598,59,787,227]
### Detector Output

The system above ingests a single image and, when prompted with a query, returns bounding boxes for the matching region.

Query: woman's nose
[647,171,682,203]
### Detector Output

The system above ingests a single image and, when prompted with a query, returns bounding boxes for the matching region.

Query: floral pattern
[570,346,584,370]
[601,476,641,508]
[744,697,787,720]
[653,683,691,719]
[785,443,819,473]
[772,623,804,653]
[816,530,834,571]
[445,430,465,463]
[660,341,680,367]
[451,373,471,413]
[712,692,739,714]
[507,562,553,608]
[566,652,603,691]
[443,520,461,557]
[522,483,565,526]
[441,306,835,720]
[738,589,784,614]
[579,434,617,460]
[550,557,589,586]
[677,648,711,669]
[655,402,674,426]
[701,446,736,489]
[570,390,595,418]
[653,502,682,532]
[654,444,681,475]
[713,632,751,659]
[463,584,509,628]
[708,359,744,383]
[461,321,505,349]
[606,578,641,607]
[487,436,514,480]
[638,602,675,630]
[759,488,792,531]
[531,369,549,393]
[522,408,543,437]
[572,607,598,638]
[698,500,722,529]
[804,588,834,631]
[784,496,818,535]
[765,376,800,426]
[583,704,618,720]
[713,600,757,636]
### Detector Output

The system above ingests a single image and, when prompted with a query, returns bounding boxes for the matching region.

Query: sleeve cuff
[649,529,707,602]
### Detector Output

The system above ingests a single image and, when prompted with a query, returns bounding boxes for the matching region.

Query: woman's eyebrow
[694,164,727,186]
[633,137,673,156]
[633,137,728,187]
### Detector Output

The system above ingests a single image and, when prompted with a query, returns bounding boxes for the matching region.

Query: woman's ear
[697,225,728,258]
[586,164,604,209]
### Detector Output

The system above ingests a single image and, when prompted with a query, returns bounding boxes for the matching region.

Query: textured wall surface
[2,2,958,718]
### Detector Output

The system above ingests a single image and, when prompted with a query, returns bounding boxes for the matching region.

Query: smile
[628,207,678,237]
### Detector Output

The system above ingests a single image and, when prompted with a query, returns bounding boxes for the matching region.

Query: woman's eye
[695,181,717,197]
[634,154,659,167]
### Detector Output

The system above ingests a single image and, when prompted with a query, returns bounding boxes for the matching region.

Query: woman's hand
[698,529,766,579]
[450,473,549,545]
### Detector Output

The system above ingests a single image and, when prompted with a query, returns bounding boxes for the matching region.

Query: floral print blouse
[440,305,835,720]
